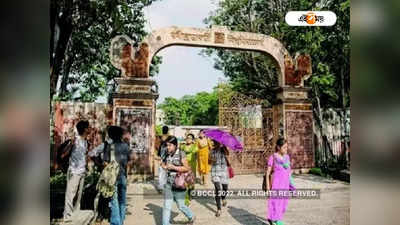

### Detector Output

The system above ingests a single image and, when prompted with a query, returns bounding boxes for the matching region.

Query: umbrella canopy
[203,129,243,152]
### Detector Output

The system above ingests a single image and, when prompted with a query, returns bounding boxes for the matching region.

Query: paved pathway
[124,174,350,225]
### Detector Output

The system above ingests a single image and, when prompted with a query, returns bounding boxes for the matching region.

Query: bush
[309,167,326,177]
[50,171,101,219]
[50,171,67,189]
[155,125,162,136]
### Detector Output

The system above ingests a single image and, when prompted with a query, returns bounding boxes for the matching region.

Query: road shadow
[125,196,134,216]
[145,203,184,225]
[227,205,268,225]
[193,196,218,214]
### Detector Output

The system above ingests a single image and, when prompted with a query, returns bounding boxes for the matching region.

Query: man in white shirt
[63,120,90,221]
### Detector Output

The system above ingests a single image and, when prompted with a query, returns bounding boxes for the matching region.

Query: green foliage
[203,0,350,109]
[155,124,163,136]
[309,167,326,177]
[158,89,219,126]
[51,0,162,102]
[50,170,101,189]
[50,172,67,188]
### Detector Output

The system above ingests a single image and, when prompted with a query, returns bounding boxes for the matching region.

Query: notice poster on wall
[239,105,263,129]
[116,107,152,153]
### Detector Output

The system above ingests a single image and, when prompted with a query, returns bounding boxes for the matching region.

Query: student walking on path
[155,126,171,192]
[209,140,230,217]
[161,136,196,225]
[196,129,212,185]
[180,133,198,206]
[265,138,295,225]
[63,120,90,222]
[90,126,132,225]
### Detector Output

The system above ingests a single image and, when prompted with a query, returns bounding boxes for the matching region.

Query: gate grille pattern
[219,91,274,174]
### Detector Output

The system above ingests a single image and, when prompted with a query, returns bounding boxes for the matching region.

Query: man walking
[63,120,90,221]
[155,126,170,191]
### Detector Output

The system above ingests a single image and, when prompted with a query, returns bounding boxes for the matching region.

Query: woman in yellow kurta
[196,129,212,185]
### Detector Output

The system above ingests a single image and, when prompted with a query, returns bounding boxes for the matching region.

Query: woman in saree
[265,138,295,225]
[196,129,212,185]
[180,133,198,206]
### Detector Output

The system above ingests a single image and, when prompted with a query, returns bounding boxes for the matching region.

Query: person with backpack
[89,126,131,225]
[155,126,170,191]
[122,129,133,180]
[161,136,196,225]
[158,126,170,160]
[63,120,90,221]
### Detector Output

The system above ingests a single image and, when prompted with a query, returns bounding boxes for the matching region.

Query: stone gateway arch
[109,26,314,177]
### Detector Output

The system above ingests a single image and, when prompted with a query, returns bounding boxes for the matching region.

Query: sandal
[215,210,221,217]
[222,199,227,207]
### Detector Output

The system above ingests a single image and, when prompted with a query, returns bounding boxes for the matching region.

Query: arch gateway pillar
[109,26,314,177]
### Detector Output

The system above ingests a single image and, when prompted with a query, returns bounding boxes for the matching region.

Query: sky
[143,0,225,103]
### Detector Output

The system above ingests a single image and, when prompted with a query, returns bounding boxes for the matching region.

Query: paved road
[124,174,350,225]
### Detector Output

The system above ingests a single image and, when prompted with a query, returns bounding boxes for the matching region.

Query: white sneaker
[188,215,196,224]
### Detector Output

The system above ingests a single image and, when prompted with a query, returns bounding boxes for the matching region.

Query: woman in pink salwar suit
[266,138,293,225]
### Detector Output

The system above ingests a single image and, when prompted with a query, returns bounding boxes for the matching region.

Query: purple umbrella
[203,129,243,152]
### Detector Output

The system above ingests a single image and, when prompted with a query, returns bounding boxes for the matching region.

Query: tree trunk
[59,40,74,98]
[50,0,74,101]
[313,89,335,169]
[340,66,349,169]
[50,0,58,69]
[50,22,73,100]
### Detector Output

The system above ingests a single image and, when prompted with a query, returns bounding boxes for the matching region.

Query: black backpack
[55,139,75,173]
[158,136,170,163]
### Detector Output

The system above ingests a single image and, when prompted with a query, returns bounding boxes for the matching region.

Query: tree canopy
[203,0,350,109]
[50,0,162,102]
[158,89,219,126]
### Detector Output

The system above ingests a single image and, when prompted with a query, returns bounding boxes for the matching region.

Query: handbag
[174,150,195,189]
[174,170,195,189]
[224,154,234,179]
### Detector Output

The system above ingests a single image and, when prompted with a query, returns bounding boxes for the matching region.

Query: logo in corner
[286,11,336,26]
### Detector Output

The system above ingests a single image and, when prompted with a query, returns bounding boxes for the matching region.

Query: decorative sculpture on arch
[284,53,312,87]
[109,26,312,87]
[108,26,315,174]
[110,35,149,78]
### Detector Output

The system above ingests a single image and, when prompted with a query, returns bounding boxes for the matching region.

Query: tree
[203,0,350,109]
[158,89,219,126]
[50,0,162,102]
[204,0,350,170]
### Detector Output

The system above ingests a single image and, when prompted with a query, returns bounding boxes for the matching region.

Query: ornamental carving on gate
[108,25,315,175]
[110,26,312,87]
[218,89,274,174]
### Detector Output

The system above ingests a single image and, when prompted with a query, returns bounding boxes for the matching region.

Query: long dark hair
[198,129,205,138]
[165,135,178,148]
[275,137,287,152]
[212,139,228,155]
[186,133,195,139]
